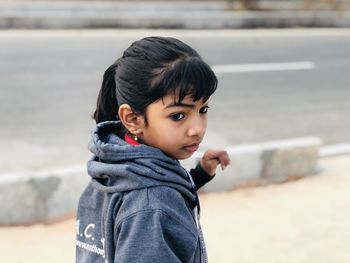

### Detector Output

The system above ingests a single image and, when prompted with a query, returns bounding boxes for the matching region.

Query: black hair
[93,36,218,124]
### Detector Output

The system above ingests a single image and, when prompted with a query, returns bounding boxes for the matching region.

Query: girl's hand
[200,149,231,177]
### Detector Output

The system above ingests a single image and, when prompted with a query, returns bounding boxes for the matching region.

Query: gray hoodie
[76,121,212,263]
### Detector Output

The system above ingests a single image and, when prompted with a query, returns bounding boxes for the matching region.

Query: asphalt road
[1,29,350,172]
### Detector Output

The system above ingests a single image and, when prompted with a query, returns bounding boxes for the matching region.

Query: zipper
[186,171,208,263]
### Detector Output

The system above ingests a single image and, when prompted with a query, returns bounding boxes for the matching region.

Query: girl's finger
[218,151,229,163]
[202,149,230,169]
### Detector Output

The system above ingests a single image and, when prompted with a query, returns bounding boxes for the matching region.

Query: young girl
[76,36,230,263]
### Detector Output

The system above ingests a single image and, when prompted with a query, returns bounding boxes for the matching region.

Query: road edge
[2,137,350,225]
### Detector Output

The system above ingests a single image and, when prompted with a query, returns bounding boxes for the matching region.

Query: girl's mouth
[184,143,199,153]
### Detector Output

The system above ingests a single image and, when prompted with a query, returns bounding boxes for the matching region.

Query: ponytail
[92,63,119,124]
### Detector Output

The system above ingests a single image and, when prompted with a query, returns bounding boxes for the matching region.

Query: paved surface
[1,155,349,262]
[1,29,350,174]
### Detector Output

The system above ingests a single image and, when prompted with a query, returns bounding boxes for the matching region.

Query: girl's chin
[175,152,195,161]
[162,148,195,160]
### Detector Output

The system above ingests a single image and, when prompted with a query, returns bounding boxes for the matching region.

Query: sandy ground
[1,155,349,263]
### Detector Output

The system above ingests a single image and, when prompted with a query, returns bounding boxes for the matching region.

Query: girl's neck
[124,133,140,146]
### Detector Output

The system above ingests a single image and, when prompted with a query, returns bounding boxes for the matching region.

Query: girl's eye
[170,113,185,121]
[199,106,210,114]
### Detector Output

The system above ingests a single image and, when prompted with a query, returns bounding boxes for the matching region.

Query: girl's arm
[189,162,214,190]
[190,149,231,190]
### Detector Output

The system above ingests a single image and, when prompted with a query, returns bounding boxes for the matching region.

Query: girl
[76,36,230,263]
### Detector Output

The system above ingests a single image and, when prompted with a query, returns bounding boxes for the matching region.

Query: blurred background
[0,0,350,262]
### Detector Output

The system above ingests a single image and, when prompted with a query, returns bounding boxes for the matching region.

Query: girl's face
[138,93,209,160]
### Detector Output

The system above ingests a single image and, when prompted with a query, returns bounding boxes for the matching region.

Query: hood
[87,121,196,204]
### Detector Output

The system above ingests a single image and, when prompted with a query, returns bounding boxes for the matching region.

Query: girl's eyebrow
[164,102,195,109]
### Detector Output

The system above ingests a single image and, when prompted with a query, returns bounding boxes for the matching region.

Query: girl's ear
[118,104,144,135]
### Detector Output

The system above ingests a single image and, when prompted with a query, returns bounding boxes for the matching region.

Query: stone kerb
[0,166,88,226]
[182,137,322,192]
[0,137,321,225]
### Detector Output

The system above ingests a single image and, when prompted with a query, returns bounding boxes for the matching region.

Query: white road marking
[212,61,315,74]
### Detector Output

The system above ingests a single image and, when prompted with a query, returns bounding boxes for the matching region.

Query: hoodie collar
[87,121,197,204]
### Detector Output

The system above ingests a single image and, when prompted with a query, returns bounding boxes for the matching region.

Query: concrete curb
[0,136,330,225]
[0,166,89,225]
[319,143,350,157]
[182,136,322,192]
[1,1,350,29]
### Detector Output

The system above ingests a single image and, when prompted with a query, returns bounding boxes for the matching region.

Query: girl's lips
[184,143,199,152]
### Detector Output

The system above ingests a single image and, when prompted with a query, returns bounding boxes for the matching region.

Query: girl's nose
[187,118,206,137]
